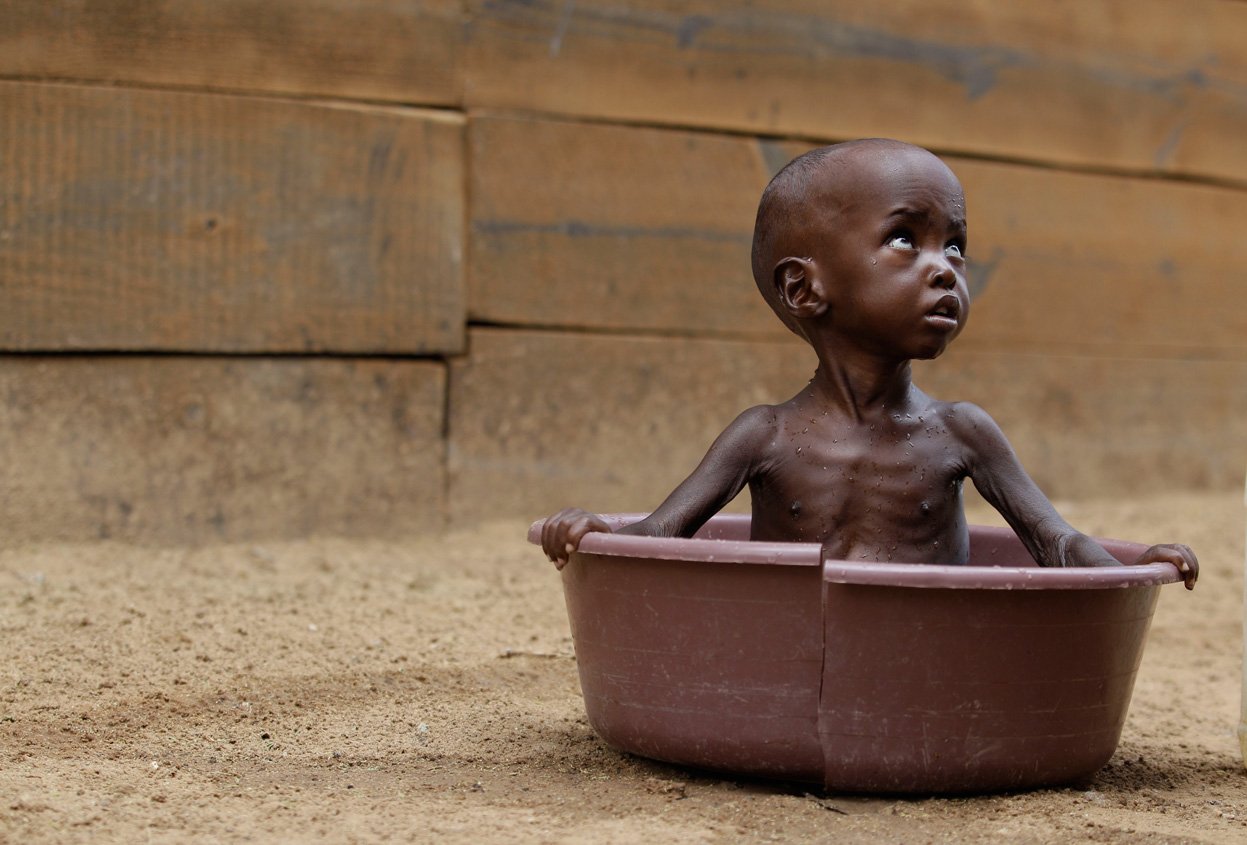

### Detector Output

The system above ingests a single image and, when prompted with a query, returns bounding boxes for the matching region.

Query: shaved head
[751,139,956,340]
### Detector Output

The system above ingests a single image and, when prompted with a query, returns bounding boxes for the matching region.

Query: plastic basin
[527,513,1182,793]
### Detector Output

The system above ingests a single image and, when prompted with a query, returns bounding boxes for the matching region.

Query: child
[540,139,1198,588]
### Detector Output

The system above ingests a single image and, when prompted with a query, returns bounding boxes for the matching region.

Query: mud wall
[1,1,1244,542]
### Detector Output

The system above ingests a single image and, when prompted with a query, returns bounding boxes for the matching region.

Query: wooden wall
[1,1,1244,541]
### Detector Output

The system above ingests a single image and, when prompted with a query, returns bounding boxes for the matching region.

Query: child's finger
[1161,543,1198,586]
[541,508,578,560]
[1155,543,1198,589]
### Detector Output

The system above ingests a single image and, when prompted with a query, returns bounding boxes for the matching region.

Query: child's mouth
[925,296,961,329]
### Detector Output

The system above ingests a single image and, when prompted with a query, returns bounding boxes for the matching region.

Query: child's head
[751,139,969,359]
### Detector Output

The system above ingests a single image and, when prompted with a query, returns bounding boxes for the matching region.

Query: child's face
[810,147,970,361]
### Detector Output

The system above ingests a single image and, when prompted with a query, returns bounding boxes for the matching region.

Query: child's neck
[807,346,914,421]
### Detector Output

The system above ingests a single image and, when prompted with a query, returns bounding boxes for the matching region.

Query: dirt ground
[2,490,1245,844]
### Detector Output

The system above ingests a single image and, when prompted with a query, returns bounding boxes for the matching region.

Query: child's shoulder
[925,397,993,426]
[709,403,792,461]
[725,403,785,438]
[920,396,1011,451]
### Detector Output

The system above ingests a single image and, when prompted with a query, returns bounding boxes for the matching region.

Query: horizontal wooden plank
[0,82,465,353]
[448,329,1246,523]
[464,0,1247,185]
[0,0,462,105]
[448,329,812,522]
[468,116,787,337]
[915,351,1247,499]
[468,116,1247,359]
[954,159,1247,359]
[0,356,446,544]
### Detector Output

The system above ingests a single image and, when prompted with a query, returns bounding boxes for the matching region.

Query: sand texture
[2,491,1245,843]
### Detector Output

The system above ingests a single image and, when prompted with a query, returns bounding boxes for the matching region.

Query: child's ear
[773,257,829,320]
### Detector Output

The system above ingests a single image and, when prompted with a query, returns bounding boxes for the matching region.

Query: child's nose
[927,255,957,289]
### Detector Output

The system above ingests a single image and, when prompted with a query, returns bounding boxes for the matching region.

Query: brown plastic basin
[526,513,1183,794]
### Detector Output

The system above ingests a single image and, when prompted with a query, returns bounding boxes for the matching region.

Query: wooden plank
[464,0,1247,185]
[0,0,463,105]
[448,329,1246,523]
[953,159,1247,360]
[448,328,812,522]
[915,351,1247,500]
[0,82,465,353]
[469,116,1247,359]
[468,116,787,337]
[0,356,446,544]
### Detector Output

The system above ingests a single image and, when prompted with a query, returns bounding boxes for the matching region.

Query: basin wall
[544,515,1178,792]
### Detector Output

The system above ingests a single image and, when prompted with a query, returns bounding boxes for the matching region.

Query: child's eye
[944,243,964,259]
[886,234,915,250]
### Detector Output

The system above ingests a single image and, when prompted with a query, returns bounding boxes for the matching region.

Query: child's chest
[751,415,969,542]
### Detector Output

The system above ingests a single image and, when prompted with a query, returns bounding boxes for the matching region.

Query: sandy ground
[2,491,1245,844]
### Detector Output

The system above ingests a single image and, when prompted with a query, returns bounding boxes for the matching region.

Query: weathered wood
[469,116,1247,359]
[0,82,465,353]
[465,0,1247,185]
[953,159,1247,360]
[468,116,788,337]
[0,356,446,544]
[448,328,812,522]
[915,350,1247,499]
[0,0,463,105]
[448,329,1246,523]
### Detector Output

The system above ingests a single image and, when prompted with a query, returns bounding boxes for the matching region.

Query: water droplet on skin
[795,446,803,455]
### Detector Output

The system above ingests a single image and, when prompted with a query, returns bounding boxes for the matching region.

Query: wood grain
[916,350,1247,500]
[465,0,1247,185]
[469,116,1247,359]
[448,328,812,522]
[0,82,465,353]
[953,159,1247,360]
[0,356,446,544]
[0,0,463,105]
[468,115,789,337]
[448,329,1245,523]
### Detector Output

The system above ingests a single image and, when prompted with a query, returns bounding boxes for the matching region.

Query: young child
[540,139,1198,588]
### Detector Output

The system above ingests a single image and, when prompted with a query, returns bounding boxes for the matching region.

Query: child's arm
[951,403,1198,589]
[539,406,774,568]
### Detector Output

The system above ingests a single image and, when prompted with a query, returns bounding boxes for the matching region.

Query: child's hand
[1131,543,1198,590]
[540,508,613,569]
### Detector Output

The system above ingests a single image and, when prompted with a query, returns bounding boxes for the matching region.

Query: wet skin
[542,141,1198,587]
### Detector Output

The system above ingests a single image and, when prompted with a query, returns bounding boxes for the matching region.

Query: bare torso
[745,389,970,564]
